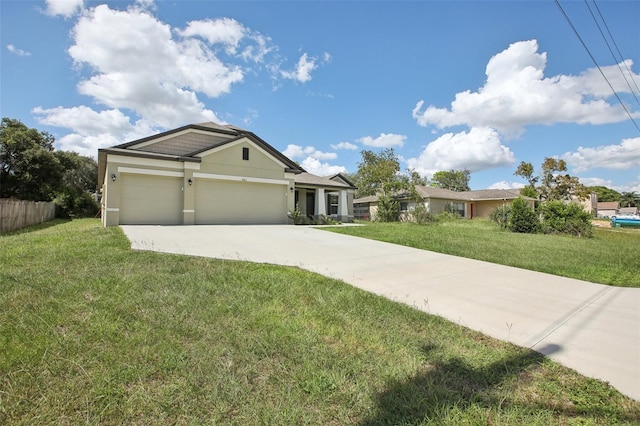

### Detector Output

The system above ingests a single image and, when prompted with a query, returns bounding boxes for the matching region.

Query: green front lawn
[325,219,640,287]
[1,219,639,424]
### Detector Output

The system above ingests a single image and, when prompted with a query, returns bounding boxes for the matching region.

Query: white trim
[193,172,288,186]
[109,155,182,169]
[184,162,200,170]
[196,137,289,169]
[118,167,184,178]
[105,208,120,212]
[183,209,195,213]
[108,154,201,171]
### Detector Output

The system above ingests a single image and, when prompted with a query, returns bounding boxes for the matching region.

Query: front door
[306,192,315,217]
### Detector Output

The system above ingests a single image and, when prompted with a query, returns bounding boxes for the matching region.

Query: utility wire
[592,0,640,101]
[585,0,640,106]
[554,0,640,133]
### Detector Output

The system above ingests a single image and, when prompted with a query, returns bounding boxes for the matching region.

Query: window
[446,202,465,217]
[328,194,339,215]
[400,202,409,212]
[242,147,249,161]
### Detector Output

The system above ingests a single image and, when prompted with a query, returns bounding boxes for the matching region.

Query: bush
[410,202,436,224]
[540,200,593,238]
[376,194,399,222]
[54,187,99,218]
[490,204,512,229]
[509,198,539,234]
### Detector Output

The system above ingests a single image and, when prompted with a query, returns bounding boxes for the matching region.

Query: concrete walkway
[121,224,640,400]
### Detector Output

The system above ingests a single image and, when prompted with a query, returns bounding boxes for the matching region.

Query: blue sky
[2,0,639,191]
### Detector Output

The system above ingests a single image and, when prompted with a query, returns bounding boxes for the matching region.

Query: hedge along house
[98,122,356,226]
[354,186,536,221]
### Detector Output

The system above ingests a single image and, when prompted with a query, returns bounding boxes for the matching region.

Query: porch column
[339,189,348,220]
[315,188,326,216]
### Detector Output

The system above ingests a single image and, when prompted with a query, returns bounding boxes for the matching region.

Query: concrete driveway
[121,224,640,400]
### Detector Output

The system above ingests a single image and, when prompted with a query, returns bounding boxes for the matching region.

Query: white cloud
[331,141,359,150]
[36,2,328,156]
[412,40,640,136]
[282,144,345,175]
[580,176,640,193]
[406,127,515,177]
[300,157,347,176]
[561,137,640,173]
[32,105,156,157]
[358,133,406,148]
[488,181,525,190]
[6,44,31,56]
[280,52,328,83]
[45,0,84,17]
[281,53,317,82]
[283,144,337,160]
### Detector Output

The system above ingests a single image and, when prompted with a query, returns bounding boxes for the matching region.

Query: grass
[1,219,639,424]
[325,219,640,288]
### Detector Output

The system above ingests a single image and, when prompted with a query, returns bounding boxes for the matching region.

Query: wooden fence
[0,199,56,233]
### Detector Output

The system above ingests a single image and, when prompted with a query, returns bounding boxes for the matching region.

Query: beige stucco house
[98,122,356,226]
[354,186,535,221]
[596,201,619,218]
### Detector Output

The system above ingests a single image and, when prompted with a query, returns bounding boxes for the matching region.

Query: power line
[592,0,640,101]
[554,0,640,133]
[585,0,640,107]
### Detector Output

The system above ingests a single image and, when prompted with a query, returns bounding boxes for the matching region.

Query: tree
[1,117,62,200]
[354,148,404,198]
[406,168,428,187]
[55,151,98,194]
[620,191,638,208]
[514,158,588,202]
[588,186,621,202]
[430,169,471,192]
[53,151,99,217]
[514,161,538,198]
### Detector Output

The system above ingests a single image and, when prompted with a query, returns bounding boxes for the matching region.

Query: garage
[120,174,183,225]
[195,179,287,225]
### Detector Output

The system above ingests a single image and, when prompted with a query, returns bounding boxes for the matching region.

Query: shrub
[509,198,539,233]
[540,200,593,238]
[289,203,303,224]
[54,187,99,218]
[490,204,512,229]
[410,202,436,224]
[376,194,399,222]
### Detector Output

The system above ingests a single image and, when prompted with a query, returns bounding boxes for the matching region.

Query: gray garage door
[195,180,287,225]
[120,174,183,225]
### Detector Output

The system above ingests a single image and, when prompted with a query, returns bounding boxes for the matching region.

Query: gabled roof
[329,173,357,188]
[294,172,356,189]
[98,122,303,186]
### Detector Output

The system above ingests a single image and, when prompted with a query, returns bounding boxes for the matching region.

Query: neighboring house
[596,202,619,218]
[354,186,535,221]
[579,193,598,216]
[619,206,639,216]
[98,122,356,226]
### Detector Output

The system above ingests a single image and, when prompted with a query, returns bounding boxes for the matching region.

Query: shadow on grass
[360,343,634,425]
[0,218,71,236]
